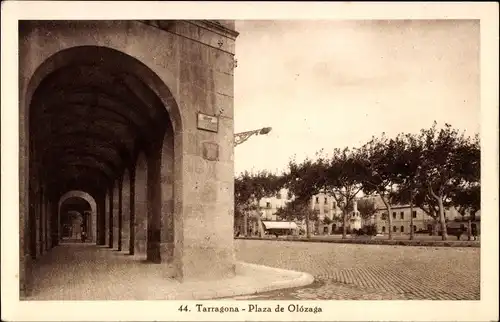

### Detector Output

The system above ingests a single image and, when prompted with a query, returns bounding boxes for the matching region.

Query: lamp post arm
[234,127,272,147]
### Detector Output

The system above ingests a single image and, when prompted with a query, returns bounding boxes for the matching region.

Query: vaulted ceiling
[30,61,170,200]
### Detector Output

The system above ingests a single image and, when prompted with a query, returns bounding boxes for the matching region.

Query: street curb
[189,261,315,300]
[235,236,481,248]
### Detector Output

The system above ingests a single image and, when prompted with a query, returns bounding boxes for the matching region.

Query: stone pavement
[26,242,313,300]
[233,239,480,300]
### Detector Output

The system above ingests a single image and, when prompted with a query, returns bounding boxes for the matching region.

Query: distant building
[243,190,480,237]
[360,194,481,235]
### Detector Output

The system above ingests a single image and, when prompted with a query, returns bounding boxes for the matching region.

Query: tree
[415,122,479,240]
[323,147,364,239]
[358,133,407,240]
[392,132,426,240]
[357,198,377,226]
[234,170,283,237]
[275,198,319,236]
[234,171,256,237]
[282,154,326,238]
[451,184,480,240]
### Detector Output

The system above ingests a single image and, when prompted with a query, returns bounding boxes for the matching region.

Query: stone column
[160,132,174,262]
[40,193,46,254]
[36,191,41,257]
[129,169,136,255]
[97,194,106,245]
[134,152,148,258]
[117,179,123,251]
[108,187,114,248]
[113,184,119,249]
[121,170,131,253]
[51,202,59,247]
[45,200,51,250]
[173,117,235,281]
[105,191,110,246]
[147,144,162,263]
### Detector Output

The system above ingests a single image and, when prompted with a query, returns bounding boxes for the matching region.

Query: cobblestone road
[233,239,480,300]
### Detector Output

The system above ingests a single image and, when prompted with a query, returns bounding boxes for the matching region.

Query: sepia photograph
[2,2,499,322]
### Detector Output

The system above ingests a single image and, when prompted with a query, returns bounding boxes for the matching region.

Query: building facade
[250,191,480,236]
[360,195,481,235]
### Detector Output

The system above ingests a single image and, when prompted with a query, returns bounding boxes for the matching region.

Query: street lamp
[234,127,272,147]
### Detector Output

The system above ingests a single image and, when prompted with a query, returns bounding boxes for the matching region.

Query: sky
[233,20,480,176]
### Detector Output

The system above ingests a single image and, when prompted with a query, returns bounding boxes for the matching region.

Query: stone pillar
[117,179,123,251]
[20,188,32,297]
[40,193,46,254]
[160,132,175,262]
[121,170,131,253]
[173,117,236,281]
[45,201,51,250]
[147,144,162,263]
[129,169,136,255]
[105,191,110,246]
[134,152,148,257]
[108,187,114,248]
[36,192,41,257]
[97,195,106,245]
[51,202,59,247]
[113,183,120,249]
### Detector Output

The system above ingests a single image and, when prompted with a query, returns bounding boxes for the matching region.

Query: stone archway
[58,191,97,242]
[20,21,238,297]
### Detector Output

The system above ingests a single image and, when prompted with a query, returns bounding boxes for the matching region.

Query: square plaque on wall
[197,112,219,133]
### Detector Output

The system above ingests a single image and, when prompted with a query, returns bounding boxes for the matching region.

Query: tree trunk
[409,191,414,240]
[342,210,347,239]
[380,193,393,240]
[386,204,393,240]
[257,207,265,238]
[305,211,311,239]
[467,219,472,241]
[243,212,248,237]
[437,197,448,240]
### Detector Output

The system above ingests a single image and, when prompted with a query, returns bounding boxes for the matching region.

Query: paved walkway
[26,240,479,301]
[26,242,312,300]
[233,239,480,300]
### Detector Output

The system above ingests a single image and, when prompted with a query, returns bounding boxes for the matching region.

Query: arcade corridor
[19,20,239,299]
[27,243,178,300]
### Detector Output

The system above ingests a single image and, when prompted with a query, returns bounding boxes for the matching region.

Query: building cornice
[195,20,240,39]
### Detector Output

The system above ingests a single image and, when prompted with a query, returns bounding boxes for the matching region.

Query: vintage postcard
[1,1,498,321]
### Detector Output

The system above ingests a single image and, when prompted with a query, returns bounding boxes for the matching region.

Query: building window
[266,202,271,208]
[413,225,417,232]
[412,211,417,218]
[393,226,397,232]
[400,226,405,233]
[400,211,404,219]
[324,197,328,203]
[382,226,386,233]
[316,197,319,203]
[392,212,396,219]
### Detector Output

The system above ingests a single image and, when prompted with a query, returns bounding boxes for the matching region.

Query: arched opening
[400,226,405,233]
[393,226,397,233]
[23,45,181,295]
[59,197,91,241]
[58,190,97,243]
[19,20,240,300]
